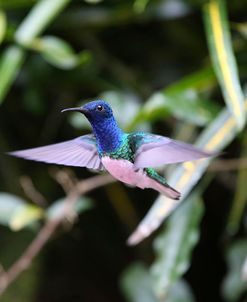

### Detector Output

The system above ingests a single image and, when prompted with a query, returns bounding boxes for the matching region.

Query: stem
[0,174,114,296]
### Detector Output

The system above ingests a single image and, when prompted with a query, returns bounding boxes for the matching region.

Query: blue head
[82,100,114,124]
[62,100,124,153]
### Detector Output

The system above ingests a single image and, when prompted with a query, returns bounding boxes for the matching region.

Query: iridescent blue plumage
[9,100,215,200]
[81,100,124,154]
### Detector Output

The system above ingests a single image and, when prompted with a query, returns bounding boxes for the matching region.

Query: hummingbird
[9,100,214,200]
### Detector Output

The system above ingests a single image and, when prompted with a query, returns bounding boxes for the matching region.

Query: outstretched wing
[8,134,104,171]
[132,133,215,168]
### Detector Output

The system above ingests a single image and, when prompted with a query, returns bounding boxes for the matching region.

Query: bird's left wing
[132,133,215,169]
[8,134,104,171]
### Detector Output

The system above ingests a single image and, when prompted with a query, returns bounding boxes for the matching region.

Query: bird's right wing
[8,134,104,171]
[132,133,215,168]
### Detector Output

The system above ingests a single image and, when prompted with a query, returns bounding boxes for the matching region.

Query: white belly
[101,156,178,199]
[102,157,148,188]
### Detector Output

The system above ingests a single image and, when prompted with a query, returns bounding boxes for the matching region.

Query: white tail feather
[150,180,181,200]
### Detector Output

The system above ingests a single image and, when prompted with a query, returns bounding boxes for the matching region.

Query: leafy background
[0,0,247,301]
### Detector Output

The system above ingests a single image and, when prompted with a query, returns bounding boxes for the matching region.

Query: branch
[208,157,247,172]
[49,167,78,194]
[0,173,114,296]
[20,176,47,206]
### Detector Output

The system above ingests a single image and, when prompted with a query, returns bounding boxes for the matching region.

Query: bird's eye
[96,105,103,111]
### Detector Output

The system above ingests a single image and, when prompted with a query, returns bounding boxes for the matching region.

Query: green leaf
[142,90,220,126]
[121,263,158,302]
[11,205,43,231]
[0,0,71,103]
[222,240,247,301]
[0,193,43,231]
[0,0,36,9]
[133,0,150,13]
[127,67,219,130]
[127,98,247,245]
[15,0,71,46]
[150,193,204,298]
[0,10,7,45]
[31,36,91,69]
[164,67,216,94]
[84,0,104,3]
[204,0,245,130]
[121,263,195,302]
[0,46,25,104]
[165,279,195,302]
[46,196,93,220]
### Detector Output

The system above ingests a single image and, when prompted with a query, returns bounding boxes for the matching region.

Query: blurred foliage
[222,240,247,302]
[30,36,92,69]
[150,191,204,298]
[46,196,93,220]
[0,192,42,231]
[121,263,195,302]
[204,0,245,129]
[228,130,247,234]
[0,10,6,45]
[0,0,247,301]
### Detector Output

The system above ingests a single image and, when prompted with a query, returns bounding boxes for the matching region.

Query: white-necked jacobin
[9,100,214,200]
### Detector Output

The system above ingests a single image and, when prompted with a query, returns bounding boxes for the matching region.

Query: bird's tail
[145,168,181,200]
[152,181,181,200]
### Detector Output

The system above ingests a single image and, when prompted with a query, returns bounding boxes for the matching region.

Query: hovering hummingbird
[9,100,214,200]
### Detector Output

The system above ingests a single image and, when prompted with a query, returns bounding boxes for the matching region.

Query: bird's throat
[91,118,124,153]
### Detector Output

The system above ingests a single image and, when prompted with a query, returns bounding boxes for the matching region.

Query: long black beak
[61,107,88,114]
